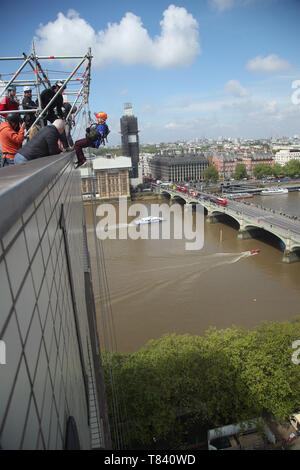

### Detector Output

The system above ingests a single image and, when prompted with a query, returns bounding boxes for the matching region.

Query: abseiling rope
[72,102,85,142]
[83,107,128,449]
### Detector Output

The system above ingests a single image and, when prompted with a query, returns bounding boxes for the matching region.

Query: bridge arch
[243,224,286,247]
[161,190,185,202]
[156,187,300,262]
[238,224,287,252]
[209,209,241,226]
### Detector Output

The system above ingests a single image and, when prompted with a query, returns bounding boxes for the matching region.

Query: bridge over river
[156,186,300,263]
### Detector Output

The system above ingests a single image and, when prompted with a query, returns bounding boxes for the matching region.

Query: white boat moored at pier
[261,187,288,195]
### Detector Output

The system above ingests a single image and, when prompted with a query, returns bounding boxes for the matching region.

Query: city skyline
[0,0,300,143]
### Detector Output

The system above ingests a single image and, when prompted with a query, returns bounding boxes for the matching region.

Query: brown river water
[85,191,300,353]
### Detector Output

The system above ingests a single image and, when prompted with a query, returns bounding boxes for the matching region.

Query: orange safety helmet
[95,112,107,120]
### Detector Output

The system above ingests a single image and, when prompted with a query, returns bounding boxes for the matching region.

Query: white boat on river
[134,216,165,225]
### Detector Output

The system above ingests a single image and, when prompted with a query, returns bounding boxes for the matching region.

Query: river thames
[85,191,300,353]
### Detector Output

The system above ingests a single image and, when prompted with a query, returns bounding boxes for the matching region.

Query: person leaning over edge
[0,113,25,166]
[14,119,66,164]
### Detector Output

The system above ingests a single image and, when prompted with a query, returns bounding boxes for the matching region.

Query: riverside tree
[232,163,248,180]
[203,166,219,182]
[284,159,300,177]
[103,318,300,449]
[253,163,273,179]
[271,163,284,178]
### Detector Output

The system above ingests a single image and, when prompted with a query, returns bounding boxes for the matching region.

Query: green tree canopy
[203,166,219,182]
[232,163,248,180]
[283,159,300,177]
[271,163,284,178]
[253,163,273,179]
[103,318,300,449]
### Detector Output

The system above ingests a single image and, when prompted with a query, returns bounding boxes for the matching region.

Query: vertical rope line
[82,106,126,449]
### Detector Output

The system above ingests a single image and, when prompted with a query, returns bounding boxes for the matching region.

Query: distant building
[138,153,154,178]
[208,419,276,450]
[120,103,139,178]
[92,155,131,199]
[149,153,209,182]
[274,148,300,166]
[213,151,274,178]
[80,167,95,195]
[213,153,236,180]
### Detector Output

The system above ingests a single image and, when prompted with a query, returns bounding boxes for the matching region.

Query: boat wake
[96,223,131,233]
[96,221,163,233]
[105,251,254,306]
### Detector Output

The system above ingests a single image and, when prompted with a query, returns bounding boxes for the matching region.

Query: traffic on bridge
[154,182,300,263]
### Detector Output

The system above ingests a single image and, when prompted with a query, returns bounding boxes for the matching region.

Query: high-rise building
[120,103,139,178]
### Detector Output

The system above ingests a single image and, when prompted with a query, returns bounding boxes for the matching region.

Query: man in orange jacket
[0,113,25,166]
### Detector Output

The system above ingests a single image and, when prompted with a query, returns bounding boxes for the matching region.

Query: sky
[1,0,300,144]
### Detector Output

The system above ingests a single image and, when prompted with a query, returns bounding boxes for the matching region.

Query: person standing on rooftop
[40,81,65,125]
[0,85,19,119]
[22,86,37,131]
[40,81,70,150]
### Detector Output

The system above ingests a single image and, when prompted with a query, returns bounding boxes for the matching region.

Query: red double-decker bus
[215,197,227,206]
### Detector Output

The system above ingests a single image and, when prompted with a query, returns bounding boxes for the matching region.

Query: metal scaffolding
[0,45,92,137]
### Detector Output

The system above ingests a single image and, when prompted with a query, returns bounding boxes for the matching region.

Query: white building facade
[274,149,300,166]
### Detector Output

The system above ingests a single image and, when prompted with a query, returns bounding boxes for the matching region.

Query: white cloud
[209,0,275,12]
[165,122,182,129]
[34,6,200,69]
[129,97,300,143]
[246,54,291,73]
[209,0,258,12]
[141,88,300,142]
[165,96,246,114]
[119,88,129,96]
[139,104,158,115]
[209,0,279,13]
[247,100,278,119]
[209,0,236,11]
[264,100,278,114]
[224,80,250,97]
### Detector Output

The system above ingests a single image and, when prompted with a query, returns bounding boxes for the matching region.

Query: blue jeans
[1,156,14,167]
[14,153,28,164]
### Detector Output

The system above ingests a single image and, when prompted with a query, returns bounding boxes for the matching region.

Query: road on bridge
[222,199,300,236]
[157,184,300,239]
